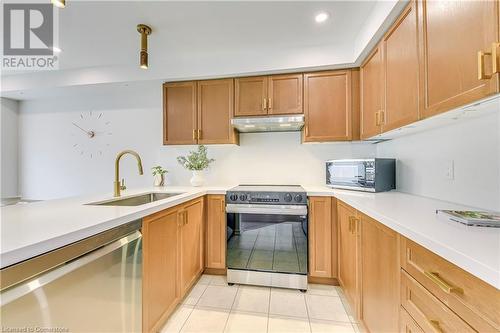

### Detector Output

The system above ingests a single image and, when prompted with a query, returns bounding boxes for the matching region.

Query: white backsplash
[376,110,500,211]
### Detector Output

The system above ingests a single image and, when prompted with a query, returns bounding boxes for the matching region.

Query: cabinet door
[303,70,352,142]
[418,0,499,118]
[206,195,226,269]
[197,79,237,144]
[360,46,383,139]
[382,1,419,132]
[143,207,180,333]
[337,201,359,315]
[268,74,303,115]
[179,198,204,296]
[234,76,268,116]
[308,197,332,278]
[360,214,399,333]
[163,82,197,145]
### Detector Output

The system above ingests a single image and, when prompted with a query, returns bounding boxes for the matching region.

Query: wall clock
[71,111,112,158]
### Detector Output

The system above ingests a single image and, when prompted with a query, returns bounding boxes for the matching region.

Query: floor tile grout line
[222,282,240,333]
[266,286,271,333]
[303,292,313,333]
[176,277,210,333]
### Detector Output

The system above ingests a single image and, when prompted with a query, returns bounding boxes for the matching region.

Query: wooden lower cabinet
[142,197,204,332]
[308,197,336,280]
[400,306,424,333]
[401,271,476,333]
[337,201,360,314]
[401,237,500,332]
[179,198,204,296]
[142,207,180,333]
[205,195,226,270]
[337,201,499,333]
[359,213,399,333]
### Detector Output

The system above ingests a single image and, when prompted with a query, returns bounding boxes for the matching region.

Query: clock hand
[72,122,92,137]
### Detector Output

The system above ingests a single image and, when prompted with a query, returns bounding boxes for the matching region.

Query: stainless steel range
[225,185,308,290]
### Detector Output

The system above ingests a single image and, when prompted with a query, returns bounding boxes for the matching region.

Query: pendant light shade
[137,24,152,69]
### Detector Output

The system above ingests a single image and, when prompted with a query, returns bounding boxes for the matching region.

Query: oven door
[326,160,374,190]
[225,204,308,276]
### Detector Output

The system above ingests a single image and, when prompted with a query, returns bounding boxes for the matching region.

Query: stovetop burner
[226,185,307,205]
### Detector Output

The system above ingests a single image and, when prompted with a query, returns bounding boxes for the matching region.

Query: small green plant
[151,166,168,176]
[177,145,215,171]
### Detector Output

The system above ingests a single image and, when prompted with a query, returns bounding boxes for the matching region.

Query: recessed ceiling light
[51,0,65,8]
[315,12,330,23]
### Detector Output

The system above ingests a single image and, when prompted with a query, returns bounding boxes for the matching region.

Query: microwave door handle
[0,231,142,306]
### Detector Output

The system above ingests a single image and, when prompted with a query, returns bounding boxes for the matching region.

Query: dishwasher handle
[0,230,142,306]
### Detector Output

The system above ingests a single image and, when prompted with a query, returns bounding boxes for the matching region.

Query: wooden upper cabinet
[360,46,383,139]
[308,196,333,279]
[382,1,419,132]
[197,79,237,144]
[303,70,353,142]
[359,214,399,333]
[205,195,226,270]
[337,200,360,316]
[234,76,268,117]
[418,0,499,118]
[142,207,180,333]
[268,74,303,115]
[163,82,197,145]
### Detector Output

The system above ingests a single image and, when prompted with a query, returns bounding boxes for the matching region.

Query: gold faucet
[114,150,144,197]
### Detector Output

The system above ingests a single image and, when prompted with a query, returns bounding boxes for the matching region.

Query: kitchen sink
[88,192,184,207]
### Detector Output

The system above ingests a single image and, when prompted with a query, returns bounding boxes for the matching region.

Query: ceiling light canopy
[137,24,152,69]
[315,12,330,23]
[51,0,65,8]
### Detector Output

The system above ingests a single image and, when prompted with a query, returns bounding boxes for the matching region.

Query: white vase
[190,170,205,187]
[153,174,165,187]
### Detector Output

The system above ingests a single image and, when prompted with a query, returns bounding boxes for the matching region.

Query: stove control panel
[226,190,307,205]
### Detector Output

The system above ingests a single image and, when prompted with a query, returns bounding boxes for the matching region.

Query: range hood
[231,115,305,133]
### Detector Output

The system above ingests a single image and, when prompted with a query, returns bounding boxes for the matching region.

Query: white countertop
[0,186,231,269]
[304,186,500,289]
[2,185,499,289]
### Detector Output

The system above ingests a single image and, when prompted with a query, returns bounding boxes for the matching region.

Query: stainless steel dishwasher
[0,220,142,332]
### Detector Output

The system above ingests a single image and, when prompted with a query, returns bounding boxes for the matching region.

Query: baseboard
[204,267,227,275]
[308,276,339,285]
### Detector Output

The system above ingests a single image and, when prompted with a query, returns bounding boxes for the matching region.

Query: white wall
[18,87,375,200]
[1,98,19,198]
[376,109,500,211]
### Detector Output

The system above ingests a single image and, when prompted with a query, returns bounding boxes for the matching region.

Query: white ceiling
[1,0,407,100]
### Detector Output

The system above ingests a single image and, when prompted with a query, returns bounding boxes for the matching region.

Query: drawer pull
[424,271,463,294]
[429,320,444,333]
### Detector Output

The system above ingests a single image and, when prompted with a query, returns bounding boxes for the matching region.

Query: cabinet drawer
[400,306,424,333]
[401,237,500,332]
[401,270,475,333]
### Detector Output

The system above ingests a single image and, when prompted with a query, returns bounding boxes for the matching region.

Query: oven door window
[226,213,307,275]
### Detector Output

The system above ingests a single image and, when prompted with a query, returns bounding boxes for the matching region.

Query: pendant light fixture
[51,0,65,8]
[137,24,152,69]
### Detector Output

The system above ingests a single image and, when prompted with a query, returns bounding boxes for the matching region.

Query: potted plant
[151,166,168,187]
[177,145,215,187]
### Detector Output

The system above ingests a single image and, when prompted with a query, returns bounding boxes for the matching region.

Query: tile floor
[161,274,363,333]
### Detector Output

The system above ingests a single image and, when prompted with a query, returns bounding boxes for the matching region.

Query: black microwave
[326,159,396,192]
